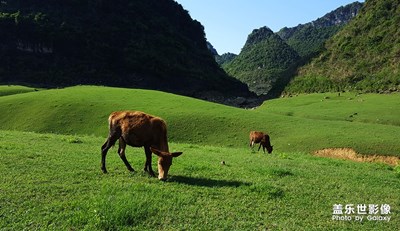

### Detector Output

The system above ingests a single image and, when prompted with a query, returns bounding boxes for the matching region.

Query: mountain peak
[224,25,300,96]
[245,26,275,46]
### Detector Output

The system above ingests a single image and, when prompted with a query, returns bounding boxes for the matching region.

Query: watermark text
[332,204,391,222]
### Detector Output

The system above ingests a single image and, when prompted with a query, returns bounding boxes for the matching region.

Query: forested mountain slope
[286,0,400,94]
[277,2,363,60]
[222,2,363,97]
[0,0,251,100]
[223,27,300,96]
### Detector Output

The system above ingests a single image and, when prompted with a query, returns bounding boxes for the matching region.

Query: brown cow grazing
[249,131,273,154]
[101,111,183,181]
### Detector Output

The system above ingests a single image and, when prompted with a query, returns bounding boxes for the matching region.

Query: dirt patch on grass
[314,148,399,166]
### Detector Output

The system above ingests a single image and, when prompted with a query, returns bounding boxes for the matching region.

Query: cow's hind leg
[101,129,121,173]
[118,138,134,172]
[143,146,156,177]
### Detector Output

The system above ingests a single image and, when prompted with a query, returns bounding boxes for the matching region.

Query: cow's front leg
[101,133,120,173]
[144,146,156,177]
[118,138,134,172]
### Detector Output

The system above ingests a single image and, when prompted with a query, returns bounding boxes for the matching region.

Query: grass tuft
[269,168,294,177]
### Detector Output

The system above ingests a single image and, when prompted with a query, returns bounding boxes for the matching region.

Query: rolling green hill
[287,0,400,94]
[0,85,399,156]
[0,85,38,96]
[0,0,250,99]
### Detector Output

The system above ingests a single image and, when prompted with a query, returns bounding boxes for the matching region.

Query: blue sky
[175,0,364,54]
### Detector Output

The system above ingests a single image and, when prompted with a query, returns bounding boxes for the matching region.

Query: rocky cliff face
[311,1,363,28]
[278,2,363,40]
[277,2,363,58]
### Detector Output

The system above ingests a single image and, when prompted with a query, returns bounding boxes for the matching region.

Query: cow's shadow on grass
[169,175,250,188]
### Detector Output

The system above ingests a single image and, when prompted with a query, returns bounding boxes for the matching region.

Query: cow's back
[109,111,168,149]
[250,131,264,143]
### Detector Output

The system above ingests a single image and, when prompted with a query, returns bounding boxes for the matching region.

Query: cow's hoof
[144,170,156,177]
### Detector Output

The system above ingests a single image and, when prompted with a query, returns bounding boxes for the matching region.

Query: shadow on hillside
[169,175,250,188]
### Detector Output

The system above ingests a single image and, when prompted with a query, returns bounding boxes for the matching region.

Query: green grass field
[0,130,399,230]
[0,85,399,230]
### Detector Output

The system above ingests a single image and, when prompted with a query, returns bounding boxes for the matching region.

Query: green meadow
[0,85,399,155]
[0,85,399,230]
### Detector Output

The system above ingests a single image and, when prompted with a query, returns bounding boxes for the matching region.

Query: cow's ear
[171,152,183,158]
[150,147,169,157]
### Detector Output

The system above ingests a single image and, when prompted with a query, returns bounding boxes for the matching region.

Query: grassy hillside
[259,92,400,127]
[0,85,37,96]
[0,130,399,230]
[289,0,400,94]
[0,85,399,156]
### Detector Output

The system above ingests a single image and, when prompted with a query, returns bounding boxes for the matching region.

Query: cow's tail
[105,112,122,147]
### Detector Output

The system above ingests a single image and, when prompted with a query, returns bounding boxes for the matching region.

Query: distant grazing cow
[249,131,273,154]
[101,111,183,181]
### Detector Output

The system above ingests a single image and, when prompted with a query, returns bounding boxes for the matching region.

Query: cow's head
[263,134,273,154]
[266,145,273,154]
[150,147,183,181]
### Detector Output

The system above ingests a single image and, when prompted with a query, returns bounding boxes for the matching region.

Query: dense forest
[286,0,400,94]
[0,0,251,100]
